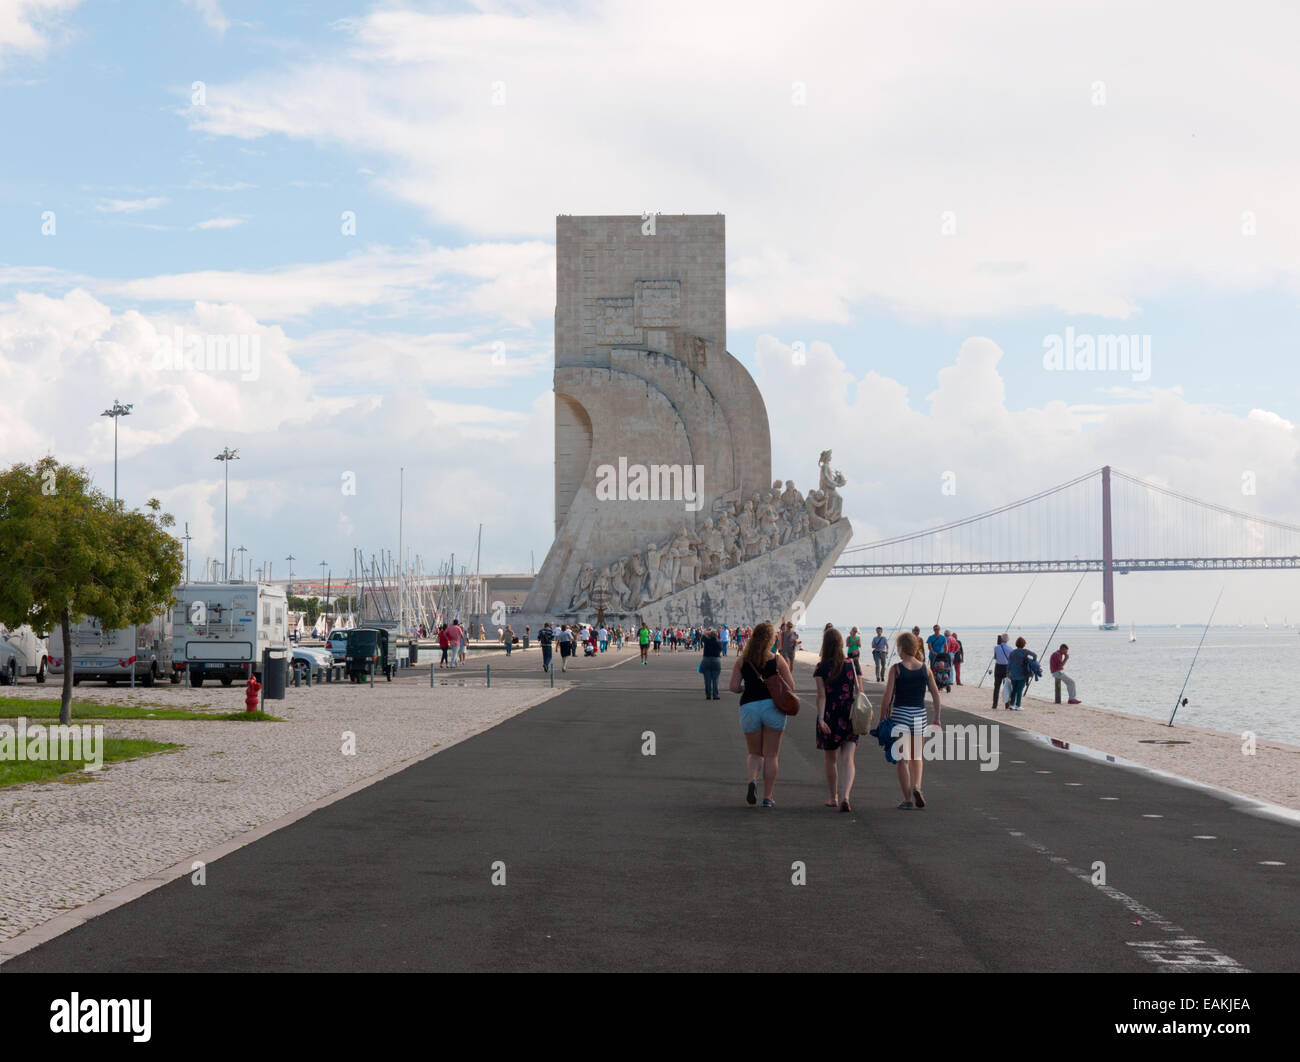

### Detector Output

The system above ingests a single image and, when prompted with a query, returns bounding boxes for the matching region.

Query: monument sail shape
[522,214,852,626]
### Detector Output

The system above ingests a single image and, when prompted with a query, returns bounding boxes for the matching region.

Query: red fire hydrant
[245,674,262,713]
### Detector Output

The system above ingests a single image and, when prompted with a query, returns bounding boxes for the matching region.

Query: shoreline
[794,648,1300,812]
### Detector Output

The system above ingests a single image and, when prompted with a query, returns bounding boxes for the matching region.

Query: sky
[2,0,1299,627]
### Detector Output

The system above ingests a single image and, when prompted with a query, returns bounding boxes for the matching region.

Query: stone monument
[519,214,852,627]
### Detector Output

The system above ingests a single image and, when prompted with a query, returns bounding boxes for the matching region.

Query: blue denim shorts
[739,697,787,733]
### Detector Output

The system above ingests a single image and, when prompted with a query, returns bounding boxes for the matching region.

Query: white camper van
[172,581,289,687]
[0,625,49,686]
[49,609,175,687]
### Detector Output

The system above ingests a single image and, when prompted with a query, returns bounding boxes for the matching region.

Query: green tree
[0,458,183,724]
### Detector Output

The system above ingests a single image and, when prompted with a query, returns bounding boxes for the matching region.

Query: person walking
[815,627,860,812]
[1007,636,1037,709]
[1049,643,1080,703]
[779,622,799,669]
[880,631,942,809]
[538,621,554,672]
[437,624,450,669]
[557,624,574,672]
[728,620,793,808]
[652,628,662,653]
[870,626,889,681]
[447,619,464,670]
[638,623,651,664]
[992,633,1013,709]
[503,624,514,656]
[719,624,730,656]
[949,630,964,685]
[845,626,863,677]
[700,627,723,700]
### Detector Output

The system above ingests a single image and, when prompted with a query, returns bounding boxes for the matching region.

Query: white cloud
[92,241,553,323]
[184,0,1300,327]
[96,196,168,214]
[192,216,246,229]
[183,0,228,38]
[0,0,79,66]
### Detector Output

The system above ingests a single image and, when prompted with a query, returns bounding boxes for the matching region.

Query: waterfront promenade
[3,645,1295,972]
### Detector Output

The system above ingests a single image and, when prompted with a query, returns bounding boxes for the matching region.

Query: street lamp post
[236,545,248,582]
[182,523,192,583]
[214,447,239,580]
[101,399,133,508]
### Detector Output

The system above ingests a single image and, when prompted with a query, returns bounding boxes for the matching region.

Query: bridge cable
[841,467,1104,554]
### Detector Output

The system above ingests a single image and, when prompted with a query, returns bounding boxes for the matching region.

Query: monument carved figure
[521,215,852,627]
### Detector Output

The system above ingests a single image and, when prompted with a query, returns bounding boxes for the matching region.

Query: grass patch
[0,738,180,789]
[0,698,281,721]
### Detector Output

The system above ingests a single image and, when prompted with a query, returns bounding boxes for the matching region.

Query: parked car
[325,630,350,661]
[291,645,332,683]
[0,625,49,686]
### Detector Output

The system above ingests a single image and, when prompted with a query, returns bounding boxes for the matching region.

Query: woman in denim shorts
[728,620,795,808]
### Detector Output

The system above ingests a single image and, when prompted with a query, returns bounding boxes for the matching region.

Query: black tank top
[892,661,929,708]
[740,657,779,705]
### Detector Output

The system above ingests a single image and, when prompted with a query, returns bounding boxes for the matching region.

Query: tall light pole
[236,545,248,582]
[286,554,296,598]
[182,523,192,583]
[101,399,133,508]
[214,447,239,580]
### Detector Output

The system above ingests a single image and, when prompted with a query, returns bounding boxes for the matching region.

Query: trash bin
[408,640,418,665]
[262,648,288,700]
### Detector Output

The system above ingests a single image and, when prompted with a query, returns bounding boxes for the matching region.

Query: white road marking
[982,814,1248,972]
[1100,797,1119,801]
[1193,835,1216,840]
[1259,860,1286,866]
[1142,814,1163,819]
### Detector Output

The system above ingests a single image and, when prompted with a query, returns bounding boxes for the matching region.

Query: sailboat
[1264,616,1270,630]
[1129,623,1137,643]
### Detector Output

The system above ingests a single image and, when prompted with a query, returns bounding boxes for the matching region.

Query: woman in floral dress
[814,627,860,813]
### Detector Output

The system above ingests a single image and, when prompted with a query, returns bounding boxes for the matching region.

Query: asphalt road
[6,644,1297,971]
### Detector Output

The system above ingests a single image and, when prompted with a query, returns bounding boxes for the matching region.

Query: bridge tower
[1100,465,1116,628]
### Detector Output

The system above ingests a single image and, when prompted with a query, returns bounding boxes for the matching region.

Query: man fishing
[1049,644,1081,703]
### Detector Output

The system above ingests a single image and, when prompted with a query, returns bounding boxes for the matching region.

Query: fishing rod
[1168,585,1225,726]
[1038,571,1088,665]
[885,585,915,666]
[978,575,1037,688]
[934,575,952,628]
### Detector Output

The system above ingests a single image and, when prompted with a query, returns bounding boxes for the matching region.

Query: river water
[805,625,1300,745]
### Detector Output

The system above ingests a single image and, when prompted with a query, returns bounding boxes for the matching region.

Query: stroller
[582,639,597,657]
[931,651,954,693]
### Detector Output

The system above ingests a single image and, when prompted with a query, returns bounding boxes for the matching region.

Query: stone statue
[757,492,781,551]
[626,551,647,609]
[817,449,846,524]
[738,501,760,559]
[670,525,701,589]
[570,563,596,610]
[805,489,830,531]
[605,559,630,611]
[700,518,725,578]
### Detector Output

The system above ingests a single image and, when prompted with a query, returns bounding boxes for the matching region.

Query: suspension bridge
[829,466,1300,626]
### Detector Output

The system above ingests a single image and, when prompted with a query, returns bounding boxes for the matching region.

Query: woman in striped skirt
[880,631,943,809]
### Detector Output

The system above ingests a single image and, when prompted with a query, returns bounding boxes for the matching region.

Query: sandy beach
[796,649,1300,812]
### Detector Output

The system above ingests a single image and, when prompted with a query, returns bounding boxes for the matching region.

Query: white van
[0,625,49,686]
[172,582,289,687]
[49,609,175,687]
